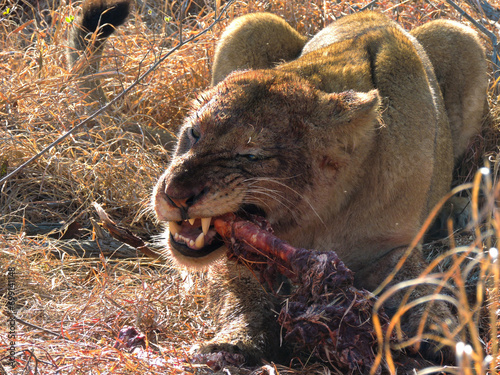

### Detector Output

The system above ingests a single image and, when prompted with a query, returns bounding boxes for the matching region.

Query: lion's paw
[190,343,248,371]
[415,340,456,365]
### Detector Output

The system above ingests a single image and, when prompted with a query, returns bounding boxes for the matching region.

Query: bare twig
[93,202,161,258]
[359,0,378,12]
[464,0,500,22]
[2,310,71,341]
[0,0,236,186]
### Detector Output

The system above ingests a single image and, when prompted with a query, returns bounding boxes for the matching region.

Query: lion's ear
[313,89,381,158]
[319,89,381,126]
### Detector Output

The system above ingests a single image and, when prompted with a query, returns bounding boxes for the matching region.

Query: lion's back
[278,12,453,257]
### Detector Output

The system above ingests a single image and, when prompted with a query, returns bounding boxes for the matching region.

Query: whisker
[242,197,274,213]
[244,188,301,223]
[243,177,327,228]
[246,188,297,210]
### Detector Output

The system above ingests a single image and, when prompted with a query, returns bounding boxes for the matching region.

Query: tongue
[180,225,203,239]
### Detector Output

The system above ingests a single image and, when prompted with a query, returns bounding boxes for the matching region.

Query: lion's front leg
[355,246,458,364]
[192,261,285,370]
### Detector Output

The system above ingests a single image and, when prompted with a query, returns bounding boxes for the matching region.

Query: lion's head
[152,69,380,267]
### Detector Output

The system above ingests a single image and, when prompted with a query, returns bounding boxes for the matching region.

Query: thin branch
[0,0,236,186]
[2,310,71,341]
[465,0,500,22]
[93,202,161,258]
[360,0,378,12]
[445,0,497,42]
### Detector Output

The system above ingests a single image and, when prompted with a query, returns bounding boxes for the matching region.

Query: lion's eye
[189,127,201,143]
[239,153,259,161]
[245,154,258,161]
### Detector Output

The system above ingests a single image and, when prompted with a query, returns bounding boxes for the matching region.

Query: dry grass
[0,0,499,373]
[0,233,215,373]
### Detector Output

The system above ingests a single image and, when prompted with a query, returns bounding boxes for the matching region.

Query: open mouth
[168,217,224,258]
[167,204,266,258]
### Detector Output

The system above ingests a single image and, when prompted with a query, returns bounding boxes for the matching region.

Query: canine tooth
[195,232,205,248]
[188,218,195,225]
[201,217,211,236]
[173,233,180,241]
[169,221,181,235]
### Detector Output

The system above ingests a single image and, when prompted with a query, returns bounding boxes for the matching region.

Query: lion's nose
[165,195,190,220]
[169,197,189,210]
[164,187,208,220]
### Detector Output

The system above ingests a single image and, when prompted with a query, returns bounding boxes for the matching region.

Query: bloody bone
[213,213,395,374]
[213,213,310,280]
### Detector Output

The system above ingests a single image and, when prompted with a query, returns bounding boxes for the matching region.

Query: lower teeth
[173,232,204,250]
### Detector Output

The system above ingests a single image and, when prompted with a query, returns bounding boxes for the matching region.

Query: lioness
[70,0,487,370]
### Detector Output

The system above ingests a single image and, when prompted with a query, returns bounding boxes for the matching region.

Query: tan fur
[67,0,130,105]
[151,11,488,366]
[67,22,107,105]
[68,0,176,146]
[411,20,488,160]
[211,12,307,86]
